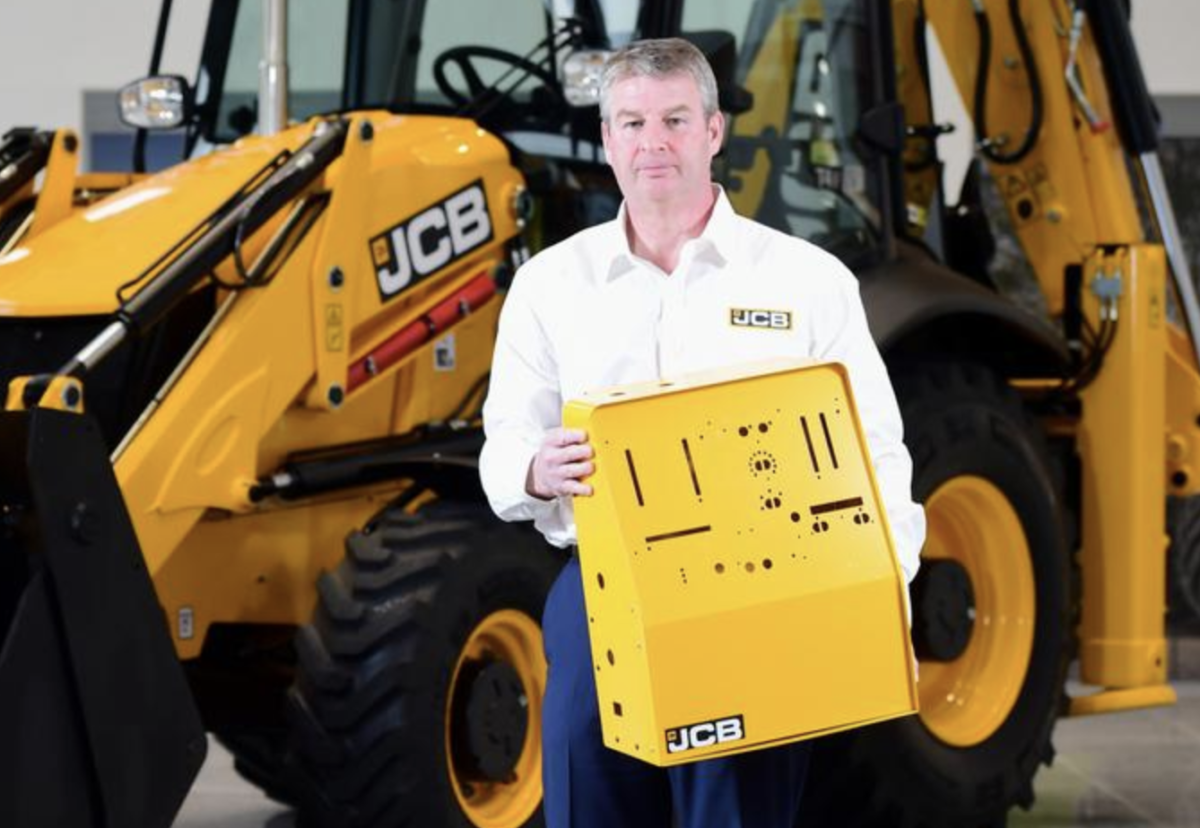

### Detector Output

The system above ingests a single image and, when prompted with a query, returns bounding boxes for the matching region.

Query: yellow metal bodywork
[1166,324,1200,497]
[919,0,1143,315]
[2,112,523,657]
[1068,684,1176,717]
[25,130,81,241]
[1076,246,1169,688]
[565,359,917,766]
[5,374,85,413]
[0,136,310,316]
[0,128,141,256]
[902,0,1192,711]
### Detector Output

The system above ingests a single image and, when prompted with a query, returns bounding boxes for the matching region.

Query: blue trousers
[541,557,811,828]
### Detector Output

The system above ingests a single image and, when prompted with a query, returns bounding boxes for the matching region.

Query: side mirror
[118,75,192,130]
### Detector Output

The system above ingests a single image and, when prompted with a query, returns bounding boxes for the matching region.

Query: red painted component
[346,272,497,393]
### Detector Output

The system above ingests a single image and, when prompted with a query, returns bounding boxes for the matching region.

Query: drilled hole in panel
[607,649,615,666]
[598,572,606,589]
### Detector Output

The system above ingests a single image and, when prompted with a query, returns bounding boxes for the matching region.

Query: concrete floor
[174,681,1200,828]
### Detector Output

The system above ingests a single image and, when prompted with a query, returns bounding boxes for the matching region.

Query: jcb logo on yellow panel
[370,180,493,301]
[730,308,792,330]
[665,715,745,754]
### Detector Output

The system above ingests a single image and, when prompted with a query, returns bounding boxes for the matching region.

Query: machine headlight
[561,50,611,107]
[118,76,191,130]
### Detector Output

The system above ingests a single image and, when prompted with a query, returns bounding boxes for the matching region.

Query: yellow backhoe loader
[0,1,1195,827]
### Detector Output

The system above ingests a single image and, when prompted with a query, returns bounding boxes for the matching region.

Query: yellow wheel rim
[918,476,1036,747]
[446,609,545,828]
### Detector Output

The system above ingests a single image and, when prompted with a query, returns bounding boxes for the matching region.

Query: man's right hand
[526,428,594,500]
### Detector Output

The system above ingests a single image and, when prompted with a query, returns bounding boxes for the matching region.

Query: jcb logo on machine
[370,180,493,301]
[665,715,745,754]
[730,308,792,330]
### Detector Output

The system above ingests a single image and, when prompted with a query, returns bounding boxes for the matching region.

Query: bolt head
[61,383,82,410]
[69,501,97,545]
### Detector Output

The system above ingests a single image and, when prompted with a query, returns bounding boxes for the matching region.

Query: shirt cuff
[480,440,560,524]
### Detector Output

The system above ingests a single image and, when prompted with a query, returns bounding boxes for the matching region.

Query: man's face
[601,72,724,208]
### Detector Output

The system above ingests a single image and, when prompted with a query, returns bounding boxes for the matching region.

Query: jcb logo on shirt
[730,308,792,330]
[665,715,746,754]
[370,180,493,301]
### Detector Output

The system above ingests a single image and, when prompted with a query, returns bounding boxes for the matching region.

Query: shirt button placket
[662,268,688,376]
[651,269,669,377]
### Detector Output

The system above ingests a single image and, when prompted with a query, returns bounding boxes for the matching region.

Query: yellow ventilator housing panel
[563,359,917,767]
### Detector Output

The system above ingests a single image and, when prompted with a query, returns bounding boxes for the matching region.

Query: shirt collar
[603,186,739,282]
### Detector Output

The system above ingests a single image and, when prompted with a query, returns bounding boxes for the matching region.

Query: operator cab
[129,0,901,266]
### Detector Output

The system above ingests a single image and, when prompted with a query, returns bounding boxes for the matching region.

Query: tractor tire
[795,360,1072,828]
[217,731,296,806]
[1167,495,1200,627]
[287,501,565,828]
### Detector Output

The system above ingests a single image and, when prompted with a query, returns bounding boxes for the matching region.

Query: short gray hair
[599,38,719,122]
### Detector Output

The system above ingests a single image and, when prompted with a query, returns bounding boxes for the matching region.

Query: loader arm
[896,0,1189,704]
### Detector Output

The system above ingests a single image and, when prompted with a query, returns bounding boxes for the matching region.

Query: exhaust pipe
[259,0,288,135]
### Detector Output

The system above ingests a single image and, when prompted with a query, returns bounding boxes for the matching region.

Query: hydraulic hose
[973,0,1043,165]
[51,119,347,386]
[904,0,940,173]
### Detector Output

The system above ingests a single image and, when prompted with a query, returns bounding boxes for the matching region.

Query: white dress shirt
[480,189,925,585]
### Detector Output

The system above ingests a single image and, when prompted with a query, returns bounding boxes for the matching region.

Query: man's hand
[526,428,594,500]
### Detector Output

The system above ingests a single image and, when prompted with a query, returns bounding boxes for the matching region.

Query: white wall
[1,1,1198,142]
[921,2,1200,206]
[1131,0,1200,96]
[0,0,209,138]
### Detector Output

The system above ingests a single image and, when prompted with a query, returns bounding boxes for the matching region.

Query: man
[480,38,925,828]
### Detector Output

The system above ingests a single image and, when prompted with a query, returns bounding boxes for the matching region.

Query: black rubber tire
[795,360,1072,828]
[1167,495,1200,628]
[216,731,296,807]
[287,501,565,828]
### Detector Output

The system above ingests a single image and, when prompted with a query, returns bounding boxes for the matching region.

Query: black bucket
[0,409,206,828]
